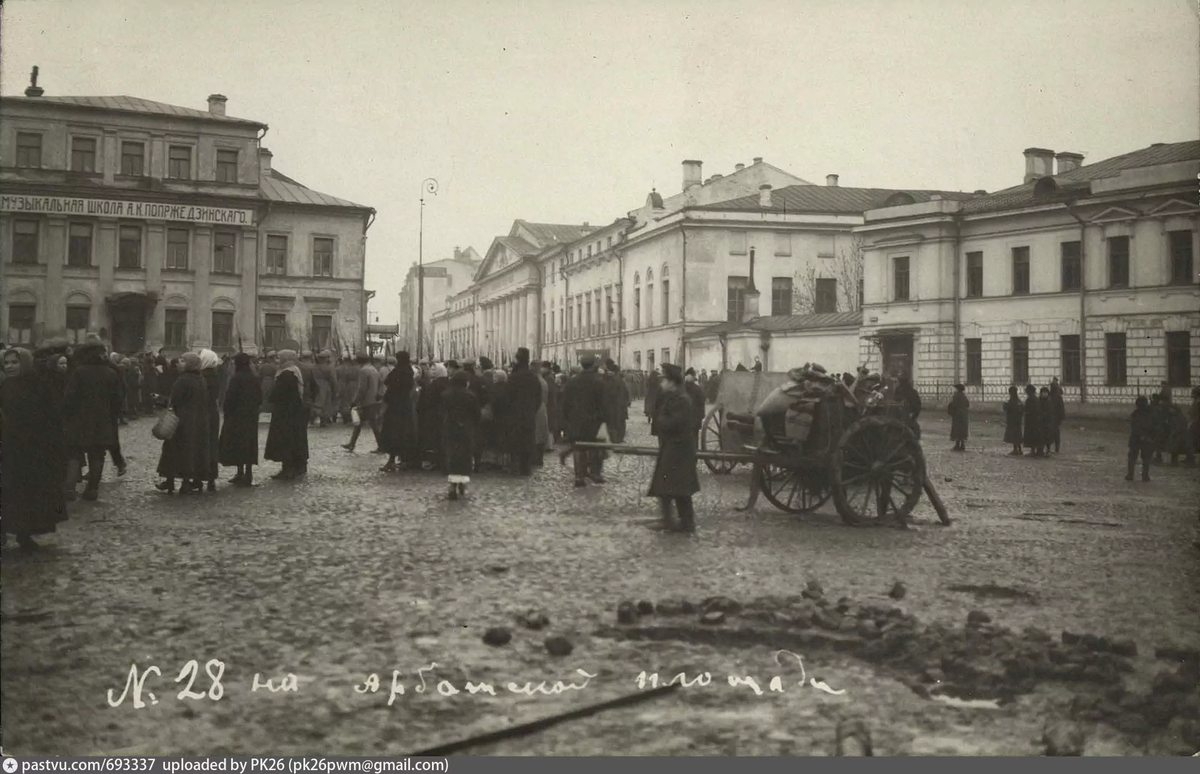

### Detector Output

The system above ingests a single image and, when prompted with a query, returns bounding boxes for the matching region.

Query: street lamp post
[417,177,438,361]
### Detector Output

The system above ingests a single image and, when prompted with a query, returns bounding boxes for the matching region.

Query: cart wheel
[759,460,829,515]
[702,409,739,474]
[832,416,926,527]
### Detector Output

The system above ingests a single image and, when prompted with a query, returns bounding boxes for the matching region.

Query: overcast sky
[3,0,1197,324]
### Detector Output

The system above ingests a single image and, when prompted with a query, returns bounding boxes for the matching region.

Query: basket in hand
[152,407,179,440]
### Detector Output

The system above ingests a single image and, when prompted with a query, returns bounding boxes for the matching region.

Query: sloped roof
[694,185,976,214]
[961,141,1200,214]
[261,168,371,210]
[515,220,597,245]
[495,235,540,256]
[687,310,863,339]
[4,95,265,127]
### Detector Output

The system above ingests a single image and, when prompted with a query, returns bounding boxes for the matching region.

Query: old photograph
[0,0,1198,759]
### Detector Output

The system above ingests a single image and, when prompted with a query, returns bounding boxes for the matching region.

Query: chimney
[1055,151,1085,174]
[1023,148,1055,184]
[682,160,703,190]
[258,147,273,177]
[753,157,763,164]
[826,174,839,187]
[735,163,745,171]
[207,94,227,116]
[759,184,773,208]
[24,65,43,97]
[742,247,761,322]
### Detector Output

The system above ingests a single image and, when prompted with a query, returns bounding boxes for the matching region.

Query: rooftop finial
[25,65,44,97]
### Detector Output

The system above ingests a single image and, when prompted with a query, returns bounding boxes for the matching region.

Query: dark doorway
[880,334,914,378]
[109,302,148,354]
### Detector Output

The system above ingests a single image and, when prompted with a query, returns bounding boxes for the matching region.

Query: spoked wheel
[758,458,829,515]
[832,416,926,527]
[702,409,739,474]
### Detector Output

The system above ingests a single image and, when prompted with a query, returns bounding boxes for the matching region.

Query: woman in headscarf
[948,383,969,451]
[442,370,481,500]
[198,349,223,491]
[379,351,417,472]
[1003,385,1024,456]
[417,361,448,471]
[156,352,211,495]
[2,344,68,549]
[219,352,264,486]
[264,349,309,480]
[63,342,123,501]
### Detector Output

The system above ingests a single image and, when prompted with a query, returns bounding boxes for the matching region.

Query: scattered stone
[1042,720,1086,756]
[886,607,905,619]
[888,581,907,600]
[1155,645,1200,665]
[680,600,698,614]
[803,580,824,600]
[1061,631,1082,646]
[1022,627,1052,643]
[544,636,573,657]
[943,477,952,483]
[485,563,509,574]
[617,601,638,624]
[700,610,726,625]
[482,627,512,647]
[922,667,945,684]
[1062,500,1076,506]
[635,600,655,616]
[836,597,852,613]
[815,612,843,631]
[518,610,550,630]
[656,599,685,616]
[1110,639,1137,658]
[966,610,991,627]
[701,596,741,614]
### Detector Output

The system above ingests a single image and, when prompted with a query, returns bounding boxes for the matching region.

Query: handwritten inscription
[107,651,844,709]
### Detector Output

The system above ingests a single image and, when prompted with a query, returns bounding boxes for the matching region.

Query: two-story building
[1,75,375,355]
[855,142,1199,403]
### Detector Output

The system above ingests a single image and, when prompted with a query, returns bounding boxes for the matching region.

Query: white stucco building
[854,142,1199,403]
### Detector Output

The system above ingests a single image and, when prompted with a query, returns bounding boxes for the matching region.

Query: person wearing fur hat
[562,354,608,486]
[62,341,123,501]
[1003,385,1024,456]
[504,348,543,476]
[264,350,309,479]
[380,351,418,471]
[649,363,700,532]
[219,353,263,486]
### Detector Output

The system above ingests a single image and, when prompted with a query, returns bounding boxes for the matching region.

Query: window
[646,282,654,327]
[118,225,142,269]
[586,245,592,258]
[16,132,41,168]
[1060,335,1081,385]
[607,236,613,249]
[893,257,910,301]
[66,306,90,344]
[633,351,642,370]
[168,145,191,179]
[858,278,864,308]
[730,231,747,255]
[164,309,187,348]
[662,348,670,366]
[216,149,238,183]
[771,277,793,315]
[661,274,670,325]
[312,315,333,351]
[1167,332,1191,387]
[727,276,748,321]
[606,288,613,332]
[1059,241,1082,291]
[1169,230,1194,285]
[815,278,838,314]
[1012,247,1030,295]
[313,237,334,277]
[966,252,983,297]
[774,232,791,256]
[68,223,93,267]
[266,235,288,275]
[965,338,982,385]
[1011,336,1029,384]
[12,220,39,264]
[586,297,592,335]
[1105,333,1127,386]
[647,350,655,371]
[212,311,234,350]
[213,231,237,273]
[633,287,641,330]
[71,137,96,172]
[1106,237,1128,288]
[264,313,287,349]
[7,305,35,344]
[121,142,145,176]
[166,228,190,270]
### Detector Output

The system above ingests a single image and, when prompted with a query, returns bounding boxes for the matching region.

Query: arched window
[646,269,654,328]
[633,273,641,331]
[661,265,670,326]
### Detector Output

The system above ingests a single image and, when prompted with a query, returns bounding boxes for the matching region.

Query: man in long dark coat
[380,351,418,471]
[417,363,448,470]
[264,350,309,480]
[506,348,543,476]
[219,353,263,486]
[63,342,123,501]
[601,359,630,444]
[1023,384,1043,457]
[644,368,661,425]
[1127,395,1154,482]
[948,383,969,451]
[649,364,700,532]
[542,361,560,444]
[563,355,608,487]
[156,352,211,494]
[1004,385,1024,456]
[1049,377,1066,453]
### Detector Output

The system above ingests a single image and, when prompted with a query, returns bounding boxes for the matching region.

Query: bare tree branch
[790,262,818,315]
[835,236,865,313]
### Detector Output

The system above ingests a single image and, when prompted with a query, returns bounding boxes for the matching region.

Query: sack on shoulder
[152,407,179,441]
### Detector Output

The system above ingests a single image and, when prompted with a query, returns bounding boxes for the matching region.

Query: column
[44,216,67,335]
[239,229,259,353]
[192,226,213,347]
[525,290,537,354]
[97,220,118,305]
[517,294,526,348]
[103,129,118,185]
[145,221,167,349]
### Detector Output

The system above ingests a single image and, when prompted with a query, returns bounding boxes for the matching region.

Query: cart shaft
[572,441,756,463]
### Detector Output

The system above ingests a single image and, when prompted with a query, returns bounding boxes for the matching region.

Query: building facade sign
[0,194,256,226]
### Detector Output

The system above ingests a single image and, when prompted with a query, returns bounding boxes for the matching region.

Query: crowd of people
[3,334,1198,549]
